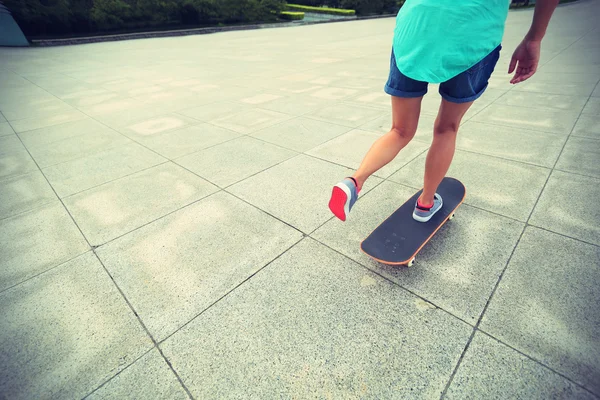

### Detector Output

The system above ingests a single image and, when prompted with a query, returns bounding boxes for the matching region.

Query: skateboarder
[329,0,558,223]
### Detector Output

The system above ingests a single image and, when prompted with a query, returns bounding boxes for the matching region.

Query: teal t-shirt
[393,0,509,83]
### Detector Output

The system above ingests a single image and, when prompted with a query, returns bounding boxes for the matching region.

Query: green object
[286,4,356,16]
[280,11,305,20]
[3,0,286,36]
[393,0,508,83]
[0,12,28,46]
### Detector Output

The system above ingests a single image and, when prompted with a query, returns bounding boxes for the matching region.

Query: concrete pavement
[1,1,599,398]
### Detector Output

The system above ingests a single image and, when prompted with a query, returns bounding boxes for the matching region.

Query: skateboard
[360,177,466,267]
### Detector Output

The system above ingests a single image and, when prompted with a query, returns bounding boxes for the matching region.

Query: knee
[390,125,416,140]
[433,120,460,136]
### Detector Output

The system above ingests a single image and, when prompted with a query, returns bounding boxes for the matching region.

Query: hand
[508,39,541,84]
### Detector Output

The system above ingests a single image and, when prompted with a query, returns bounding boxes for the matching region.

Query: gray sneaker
[413,193,443,222]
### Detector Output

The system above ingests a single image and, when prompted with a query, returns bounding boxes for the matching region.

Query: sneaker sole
[413,197,443,223]
[329,184,352,221]
[412,211,434,222]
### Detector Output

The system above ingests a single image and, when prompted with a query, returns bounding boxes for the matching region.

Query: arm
[509,0,559,84]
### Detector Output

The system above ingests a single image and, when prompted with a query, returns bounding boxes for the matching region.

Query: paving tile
[25,73,86,90]
[211,108,291,134]
[135,123,242,159]
[527,71,600,84]
[86,349,187,400]
[272,81,323,96]
[38,83,98,99]
[0,170,56,219]
[582,97,600,116]
[43,143,167,198]
[64,163,217,245]
[472,104,579,135]
[10,110,88,133]
[487,74,514,91]
[309,86,358,100]
[96,191,303,341]
[0,121,13,137]
[0,82,43,97]
[390,150,550,221]
[555,136,600,178]
[358,112,392,134]
[260,94,328,116]
[0,202,89,291]
[0,134,27,155]
[514,75,598,97]
[119,113,200,140]
[480,227,600,395]
[161,238,472,399]
[176,136,297,187]
[166,78,209,88]
[0,136,38,179]
[572,115,600,139]
[92,106,164,131]
[0,4,598,397]
[0,90,57,106]
[277,72,318,82]
[446,332,595,400]
[127,85,167,98]
[306,103,386,128]
[312,181,523,323]
[250,117,351,152]
[101,79,156,95]
[457,121,567,167]
[177,101,254,123]
[229,154,382,233]
[59,88,121,108]
[0,252,152,400]
[307,129,429,179]
[26,128,132,168]
[1,98,75,121]
[239,93,283,105]
[361,112,443,145]
[462,88,508,121]
[419,90,445,116]
[18,118,111,149]
[112,83,167,98]
[529,171,600,245]
[552,50,600,65]
[185,86,258,107]
[493,91,589,112]
[513,80,597,97]
[78,98,147,118]
[345,91,391,109]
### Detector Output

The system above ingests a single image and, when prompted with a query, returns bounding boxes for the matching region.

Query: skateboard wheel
[449,213,455,220]
[408,258,415,267]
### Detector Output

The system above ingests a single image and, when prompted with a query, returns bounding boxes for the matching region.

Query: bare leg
[352,96,423,190]
[419,99,473,205]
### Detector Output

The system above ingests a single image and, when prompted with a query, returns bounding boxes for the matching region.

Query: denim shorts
[384,45,501,103]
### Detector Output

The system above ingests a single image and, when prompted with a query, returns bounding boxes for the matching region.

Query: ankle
[418,194,434,207]
[351,175,365,191]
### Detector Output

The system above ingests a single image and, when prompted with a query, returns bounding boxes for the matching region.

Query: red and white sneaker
[329,178,359,222]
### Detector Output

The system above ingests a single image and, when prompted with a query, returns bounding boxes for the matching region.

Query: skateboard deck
[361,177,466,266]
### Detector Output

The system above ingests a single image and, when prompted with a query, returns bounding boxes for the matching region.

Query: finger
[518,64,537,82]
[508,56,517,74]
[511,66,525,83]
[510,66,521,84]
[510,66,529,84]
[517,68,537,83]
[513,69,533,84]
